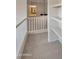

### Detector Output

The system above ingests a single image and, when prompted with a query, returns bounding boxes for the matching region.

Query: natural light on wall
[29,5,37,16]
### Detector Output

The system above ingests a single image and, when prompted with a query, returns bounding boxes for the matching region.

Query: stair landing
[21,32,62,59]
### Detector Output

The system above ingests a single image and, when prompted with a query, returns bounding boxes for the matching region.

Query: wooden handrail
[16,18,27,28]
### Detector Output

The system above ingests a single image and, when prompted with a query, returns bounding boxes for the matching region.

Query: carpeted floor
[21,32,62,59]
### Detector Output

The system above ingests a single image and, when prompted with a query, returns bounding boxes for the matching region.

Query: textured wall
[27,1,47,16]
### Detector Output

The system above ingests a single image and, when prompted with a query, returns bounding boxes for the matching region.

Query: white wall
[16,0,27,59]
[16,20,27,56]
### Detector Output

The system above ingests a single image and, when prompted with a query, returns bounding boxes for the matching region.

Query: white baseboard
[28,29,48,34]
[16,33,28,59]
[48,39,57,43]
[48,37,62,45]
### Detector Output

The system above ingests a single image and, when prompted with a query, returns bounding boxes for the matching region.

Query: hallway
[21,32,62,59]
[16,0,62,59]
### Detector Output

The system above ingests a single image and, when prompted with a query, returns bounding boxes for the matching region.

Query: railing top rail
[28,16,47,17]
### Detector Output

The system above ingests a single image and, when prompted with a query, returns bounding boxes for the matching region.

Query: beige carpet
[21,32,62,59]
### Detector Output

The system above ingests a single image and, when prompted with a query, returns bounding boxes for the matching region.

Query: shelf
[52,4,61,8]
[50,16,62,39]
[50,28,62,39]
[51,17,61,23]
[50,28,62,43]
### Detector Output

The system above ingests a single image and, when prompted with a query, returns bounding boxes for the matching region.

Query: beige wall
[49,0,61,5]
[16,0,27,24]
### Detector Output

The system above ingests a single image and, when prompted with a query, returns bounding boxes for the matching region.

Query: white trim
[28,29,48,34]
[48,39,57,43]
[48,39,62,44]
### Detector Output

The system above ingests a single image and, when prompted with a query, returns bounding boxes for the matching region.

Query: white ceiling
[30,0,47,3]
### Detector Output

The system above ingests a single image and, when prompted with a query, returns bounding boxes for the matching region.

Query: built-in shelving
[52,4,61,8]
[51,17,61,23]
[49,16,62,43]
[48,0,62,43]
[50,27,62,39]
[50,17,62,38]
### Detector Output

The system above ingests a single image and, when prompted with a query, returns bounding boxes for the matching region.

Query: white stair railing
[27,16,47,33]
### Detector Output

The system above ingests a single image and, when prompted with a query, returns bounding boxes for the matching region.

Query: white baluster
[29,18,30,32]
[43,16,45,29]
[41,17,42,30]
[31,17,32,32]
[35,17,36,31]
[37,17,38,30]
[33,17,34,31]
[43,16,44,30]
